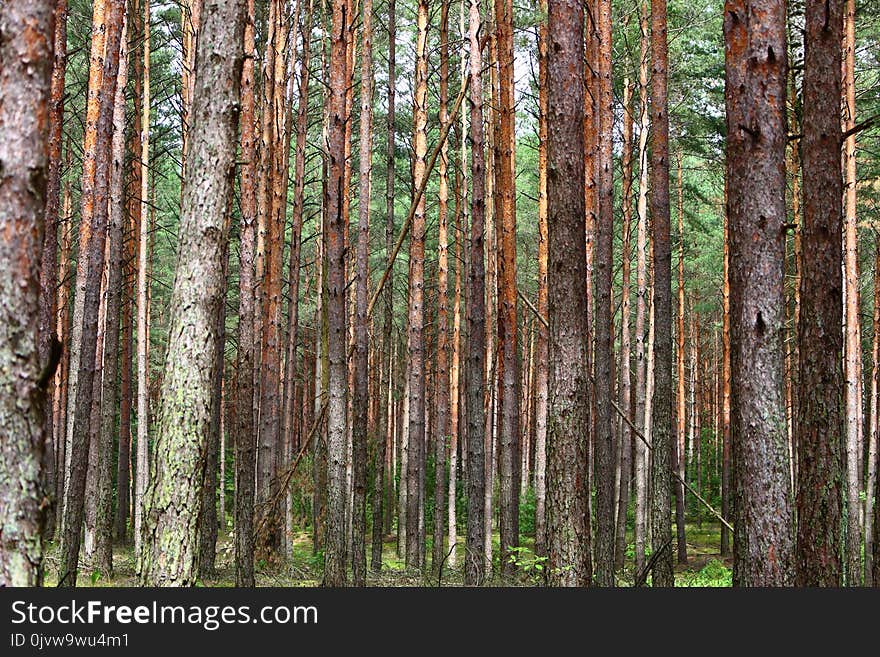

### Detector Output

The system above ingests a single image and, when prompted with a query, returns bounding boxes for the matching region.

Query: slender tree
[615,77,634,569]
[39,0,69,539]
[594,0,615,586]
[134,0,151,565]
[352,0,374,586]
[795,0,844,587]
[632,0,650,576]
[533,0,550,559]
[93,19,130,575]
[649,0,674,587]
[842,0,861,586]
[465,0,487,586]
[59,0,125,586]
[234,0,258,587]
[323,0,351,587]
[406,0,429,569]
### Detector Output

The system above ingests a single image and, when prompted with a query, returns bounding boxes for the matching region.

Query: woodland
[1,0,879,588]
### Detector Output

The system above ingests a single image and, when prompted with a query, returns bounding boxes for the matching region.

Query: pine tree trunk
[673,153,687,564]
[373,0,396,572]
[59,0,125,587]
[842,0,862,586]
[724,0,795,586]
[533,0,550,559]
[93,22,130,575]
[405,0,429,570]
[545,0,592,587]
[648,0,674,587]
[139,0,245,586]
[0,0,55,587]
[323,0,351,587]
[351,0,373,586]
[593,0,615,586]
[632,0,650,576]
[493,0,520,581]
[134,0,151,568]
[234,0,258,587]
[55,173,74,539]
[198,196,231,578]
[721,191,731,557]
[282,0,314,561]
[465,0,487,585]
[614,77,634,569]
[795,0,844,587]
[115,2,139,540]
[39,0,68,541]
[432,0,452,576]
[867,239,880,585]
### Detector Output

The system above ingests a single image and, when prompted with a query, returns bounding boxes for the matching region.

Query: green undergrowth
[39,522,732,587]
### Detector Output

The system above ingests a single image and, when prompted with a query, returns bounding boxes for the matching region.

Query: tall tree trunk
[234,0,258,587]
[533,0,550,559]
[39,0,68,541]
[494,0,520,581]
[632,0,650,576]
[795,0,844,587]
[433,0,451,576]
[116,1,140,541]
[93,21,130,576]
[373,0,396,573]
[134,0,151,568]
[673,153,687,564]
[406,0,429,570]
[724,0,795,586]
[0,0,55,587]
[868,239,880,585]
[59,0,125,587]
[258,0,292,553]
[55,170,74,539]
[465,0,487,586]
[198,198,231,578]
[351,0,373,586]
[139,0,245,586]
[842,0,862,586]
[648,0,674,587]
[281,0,314,561]
[545,0,592,587]
[721,190,731,556]
[323,0,351,587]
[593,0,615,586]
[614,77,634,570]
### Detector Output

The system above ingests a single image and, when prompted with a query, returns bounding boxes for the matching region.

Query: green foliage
[676,559,732,587]
[519,486,536,537]
[506,546,547,585]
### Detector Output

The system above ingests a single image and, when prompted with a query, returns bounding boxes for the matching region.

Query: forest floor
[41,522,732,587]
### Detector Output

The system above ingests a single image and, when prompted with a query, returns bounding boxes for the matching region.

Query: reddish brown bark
[59,0,126,587]
[0,0,56,586]
[795,0,844,587]
[724,0,795,586]
[546,0,592,587]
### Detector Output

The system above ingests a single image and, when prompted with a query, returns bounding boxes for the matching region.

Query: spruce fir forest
[1,0,880,589]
